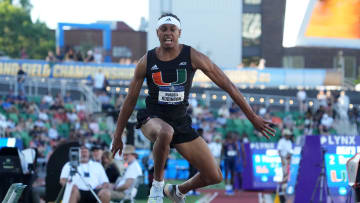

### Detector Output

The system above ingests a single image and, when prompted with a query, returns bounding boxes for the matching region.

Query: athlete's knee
[157,125,174,143]
[201,167,223,185]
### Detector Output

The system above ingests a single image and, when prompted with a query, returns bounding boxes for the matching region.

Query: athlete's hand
[111,132,124,158]
[250,115,276,139]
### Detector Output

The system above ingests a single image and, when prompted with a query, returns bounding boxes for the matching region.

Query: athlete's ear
[156,29,160,38]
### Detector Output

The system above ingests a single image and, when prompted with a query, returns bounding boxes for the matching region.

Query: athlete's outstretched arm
[111,55,147,157]
[190,48,275,139]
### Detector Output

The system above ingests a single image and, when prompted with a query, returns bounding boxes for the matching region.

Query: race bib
[227,150,237,157]
[158,86,185,105]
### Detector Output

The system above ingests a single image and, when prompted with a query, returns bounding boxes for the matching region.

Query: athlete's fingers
[264,128,275,137]
[261,131,270,139]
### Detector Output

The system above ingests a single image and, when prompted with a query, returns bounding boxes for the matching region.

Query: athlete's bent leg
[141,118,174,181]
[174,137,223,194]
[141,118,174,202]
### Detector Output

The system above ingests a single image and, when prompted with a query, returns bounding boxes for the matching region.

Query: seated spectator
[103,145,142,201]
[64,92,72,103]
[55,47,64,61]
[42,92,54,106]
[91,144,103,163]
[46,51,56,62]
[85,50,95,62]
[64,48,76,62]
[59,143,110,203]
[101,151,121,184]
[320,113,334,135]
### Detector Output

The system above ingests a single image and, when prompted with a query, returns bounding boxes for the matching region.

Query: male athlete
[112,13,275,203]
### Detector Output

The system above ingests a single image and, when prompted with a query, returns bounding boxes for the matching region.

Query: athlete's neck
[156,44,183,62]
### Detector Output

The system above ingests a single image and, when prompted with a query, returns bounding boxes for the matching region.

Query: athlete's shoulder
[136,53,148,68]
[190,47,211,70]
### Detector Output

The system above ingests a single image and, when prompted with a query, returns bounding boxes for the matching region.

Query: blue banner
[0,59,341,87]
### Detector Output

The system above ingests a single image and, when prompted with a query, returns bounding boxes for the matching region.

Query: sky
[30,0,149,30]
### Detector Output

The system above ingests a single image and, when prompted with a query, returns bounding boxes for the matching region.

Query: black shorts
[136,108,199,146]
[224,157,236,172]
[79,189,100,203]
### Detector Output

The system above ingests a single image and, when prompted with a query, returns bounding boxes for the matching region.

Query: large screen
[321,135,360,196]
[283,0,360,49]
[250,142,301,189]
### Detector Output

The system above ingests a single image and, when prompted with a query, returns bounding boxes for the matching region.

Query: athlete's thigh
[174,137,218,173]
[141,118,174,142]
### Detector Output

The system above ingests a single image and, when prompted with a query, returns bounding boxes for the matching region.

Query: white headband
[156,16,181,30]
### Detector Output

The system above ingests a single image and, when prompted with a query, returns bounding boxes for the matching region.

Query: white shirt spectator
[76,102,86,112]
[43,94,54,105]
[321,114,334,128]
[60,160,109,191]
[48,127,58,139]
[277,137,293,158]
[67,112,78,123]
[38,111,49,121]
[208,141,222,159]
[94,71,105,89]
[115,160,142,196]
[89,122,100,134]
[218,105,230,118]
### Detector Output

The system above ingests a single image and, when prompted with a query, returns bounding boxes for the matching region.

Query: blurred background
[0,0,359,202]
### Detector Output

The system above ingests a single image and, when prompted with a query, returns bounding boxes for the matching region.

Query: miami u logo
[152,69,187,86]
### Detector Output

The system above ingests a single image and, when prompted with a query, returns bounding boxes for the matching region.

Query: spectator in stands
[297,88,307,113]
[115,95,125,110]
[85,50,95,62]
[59,143,110,203]
[93,69,105,94]
[94,49,103,63]
[319,113,334,135]
[277,129,293,174]
[45,51,56,62]
[208,135,222,166]
[317,90,327,107]
[17,66,26,95]
[303,111,313,135]
[55,47,64,61]
[76,50,84,62]
[222,132,239,195]
[64,92,72,103]
[76,100,86,112]
[42,92,54,106]
[218,104,230,118]
[65,47,76,62]
[103,145,142,201]
[91,144,104,163]
[101,151,121,184]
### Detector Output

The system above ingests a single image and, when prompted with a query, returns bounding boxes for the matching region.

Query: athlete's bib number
[158,86,185,105]
[227,150,237,157]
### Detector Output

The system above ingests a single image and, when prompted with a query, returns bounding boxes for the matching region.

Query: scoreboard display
[321,135,360,196]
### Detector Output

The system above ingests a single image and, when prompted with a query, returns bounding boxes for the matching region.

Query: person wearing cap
[277,129,293,172]
[91,144,103,163]
[111,12,275,203]
[102,145,142,201]
[59,144,111,203]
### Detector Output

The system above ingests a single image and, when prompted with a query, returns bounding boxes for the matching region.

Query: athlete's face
[157,24,181,49]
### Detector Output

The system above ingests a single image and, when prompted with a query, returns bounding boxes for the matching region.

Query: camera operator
[59,144,111,203]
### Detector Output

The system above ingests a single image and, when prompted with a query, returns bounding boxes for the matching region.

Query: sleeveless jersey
[145,45,195,117]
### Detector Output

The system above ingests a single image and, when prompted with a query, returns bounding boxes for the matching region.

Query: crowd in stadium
[0,67,359,202]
